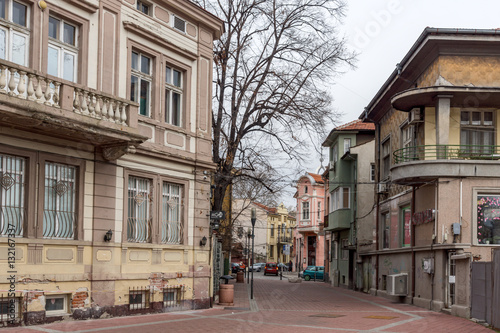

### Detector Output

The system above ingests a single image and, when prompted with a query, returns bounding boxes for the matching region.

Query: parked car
[264,262,278,275]
[300,266,324,281]
[250,263,265,272]
[231,263,240,273]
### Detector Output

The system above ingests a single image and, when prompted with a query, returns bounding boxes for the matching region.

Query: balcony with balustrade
[0,60,147,160]
[391,144,500,185]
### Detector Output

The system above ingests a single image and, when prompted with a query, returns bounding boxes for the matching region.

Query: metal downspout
[411,186,416,299]
[375,124,381,293]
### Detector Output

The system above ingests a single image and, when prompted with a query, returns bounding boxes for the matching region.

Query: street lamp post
[247,228,251,283]
[251,208,256,299]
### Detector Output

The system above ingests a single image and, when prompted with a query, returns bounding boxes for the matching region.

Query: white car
[250,263,266,272]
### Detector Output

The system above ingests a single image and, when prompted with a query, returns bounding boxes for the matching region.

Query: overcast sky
[333,0,500,126]
[284,0,500,208]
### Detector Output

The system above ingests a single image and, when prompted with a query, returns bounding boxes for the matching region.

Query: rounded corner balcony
[391,86,500,112]
[391,145,500,185]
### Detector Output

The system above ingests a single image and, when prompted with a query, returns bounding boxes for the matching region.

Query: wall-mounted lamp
[38,0,47,11]
[104,229,113,242]
[200,236,207,246]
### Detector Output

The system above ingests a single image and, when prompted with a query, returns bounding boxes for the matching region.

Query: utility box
[387,273,408,296]
[452,223,461,235]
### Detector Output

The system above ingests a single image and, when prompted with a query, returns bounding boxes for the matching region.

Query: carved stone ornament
[102,145,137,161]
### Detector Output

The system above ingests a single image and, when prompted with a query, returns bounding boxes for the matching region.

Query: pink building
[294,173,326,271]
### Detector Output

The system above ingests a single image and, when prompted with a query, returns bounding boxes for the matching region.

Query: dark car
[231,263,240,273]
[300,266,324,281]
[264,262,278,275]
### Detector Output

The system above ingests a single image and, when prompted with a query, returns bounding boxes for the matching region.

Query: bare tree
[195,0,355,254]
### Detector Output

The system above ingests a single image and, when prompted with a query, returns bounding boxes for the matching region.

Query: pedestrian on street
[288,260,293,272]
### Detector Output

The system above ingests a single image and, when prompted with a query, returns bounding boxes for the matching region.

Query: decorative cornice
[123,21,198,60]
[66,0,99,13]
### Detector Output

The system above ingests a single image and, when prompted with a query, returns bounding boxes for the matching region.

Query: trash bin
[236,271,244,283]
[218,284,234,305]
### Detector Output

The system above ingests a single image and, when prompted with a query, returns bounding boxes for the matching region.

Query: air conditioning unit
[387,273,408,296]
[408,107,423,125]
[422,258,434,274]
[377,182,389,194]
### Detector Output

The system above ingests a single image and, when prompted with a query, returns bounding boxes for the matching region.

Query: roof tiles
[335,119,375,131]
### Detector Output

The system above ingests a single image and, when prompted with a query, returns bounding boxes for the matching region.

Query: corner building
[0,0,223,325]
[361,28,500,322]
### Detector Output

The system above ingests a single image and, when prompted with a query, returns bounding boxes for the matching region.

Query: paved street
[5,272,496,333]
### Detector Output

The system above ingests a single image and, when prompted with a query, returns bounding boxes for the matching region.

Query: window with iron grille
[0,153,25,237]
[128,288,150,310]
[161,182,183,244]
[0,295,22,323]
[127,176,152,243]
[43,162,76,239]
[163,285,183,308]
[0,0,30,66]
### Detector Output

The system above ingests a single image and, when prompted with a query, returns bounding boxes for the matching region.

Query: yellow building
[264,203,296,265]
[0,0,223,326]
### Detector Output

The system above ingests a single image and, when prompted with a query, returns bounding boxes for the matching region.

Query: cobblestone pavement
[5,272,496,333]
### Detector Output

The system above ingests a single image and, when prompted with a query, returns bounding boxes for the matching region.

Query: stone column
[435,95,453,158]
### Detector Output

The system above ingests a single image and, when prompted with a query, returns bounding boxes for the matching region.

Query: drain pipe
[375,123,381,293]
[411,185,416,300]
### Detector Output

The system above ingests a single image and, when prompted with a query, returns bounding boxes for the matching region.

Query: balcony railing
[393,145,500,164]
[0,60,134,127]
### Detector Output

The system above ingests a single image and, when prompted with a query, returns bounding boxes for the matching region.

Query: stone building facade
[0,0,223,325]
[361,28,500,319]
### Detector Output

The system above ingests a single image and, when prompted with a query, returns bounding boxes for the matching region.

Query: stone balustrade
[0,60,137,128]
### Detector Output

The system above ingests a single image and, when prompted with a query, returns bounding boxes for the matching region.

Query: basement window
[45,295,68,316]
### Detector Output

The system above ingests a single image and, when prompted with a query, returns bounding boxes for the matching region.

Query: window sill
[45,311,70,317]
[0,238,91,246]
